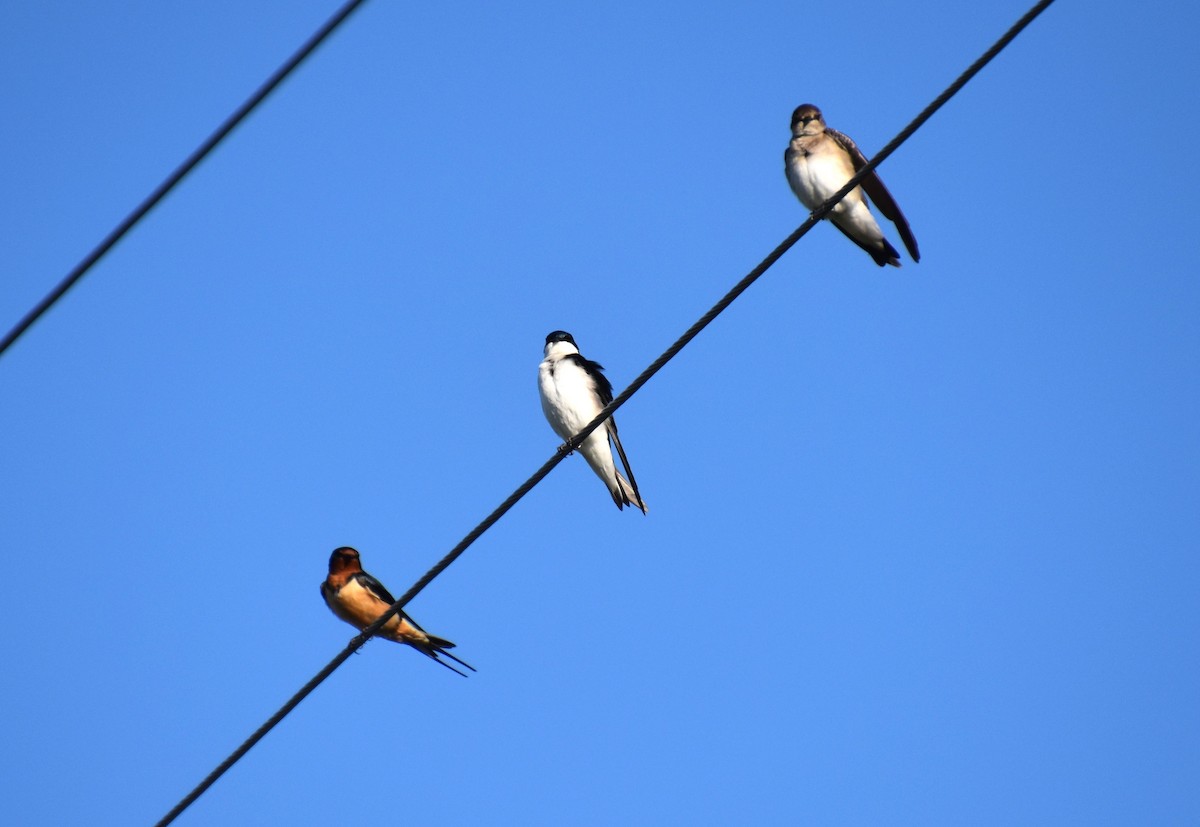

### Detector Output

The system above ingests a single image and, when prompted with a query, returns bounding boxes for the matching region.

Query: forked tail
[417,634,477,678]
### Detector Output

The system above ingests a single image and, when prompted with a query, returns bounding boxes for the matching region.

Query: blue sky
[2,1,1198,824]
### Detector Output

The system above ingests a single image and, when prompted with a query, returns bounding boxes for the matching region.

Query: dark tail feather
[832,220,900,267]
[416,634,477,677]
[438,649,477,673]
[609,427,647,514]
[424,651,472,677]
[412,645,475,677]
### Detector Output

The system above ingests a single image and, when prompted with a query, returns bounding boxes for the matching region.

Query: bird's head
[543,330,579,358]
[328,546,363,575]
[790,103,826,136]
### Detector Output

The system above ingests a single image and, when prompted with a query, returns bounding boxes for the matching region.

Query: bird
[320,546,475,677]
[784,103,919,267]
[538,330,647,513]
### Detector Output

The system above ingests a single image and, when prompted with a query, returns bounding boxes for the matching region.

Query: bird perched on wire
[784,103,919,267]
[320,547,475,677]
[538,330,647,513]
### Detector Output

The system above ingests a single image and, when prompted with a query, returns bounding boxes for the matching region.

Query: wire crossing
[0,0,370,361]
[152,1,1057,823]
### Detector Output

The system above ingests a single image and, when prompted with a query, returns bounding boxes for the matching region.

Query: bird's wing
[352,571,397,605]
[826,128,919,262]
[569,354,645,512]
[608,424,646,513]
[566,354,614,407]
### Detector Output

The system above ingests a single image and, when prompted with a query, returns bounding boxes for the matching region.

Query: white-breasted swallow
[538,331,647,513]
[784,103,919,267]
[321,546,475,676]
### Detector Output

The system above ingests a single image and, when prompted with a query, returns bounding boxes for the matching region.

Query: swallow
[784,103,919,267]
[538,330,647,513]
[320,547,475,677]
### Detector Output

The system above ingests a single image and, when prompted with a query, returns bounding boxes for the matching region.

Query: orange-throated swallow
[784,103,919,267]
[321,547,475,677]
[539,330,647,513]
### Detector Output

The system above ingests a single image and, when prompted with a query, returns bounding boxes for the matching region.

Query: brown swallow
[784,103,919,267]
[320,547,474,676]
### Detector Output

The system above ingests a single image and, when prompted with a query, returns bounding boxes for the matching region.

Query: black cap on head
[545,330,577,346]
[330,546,359,562]
[790,103,823,128]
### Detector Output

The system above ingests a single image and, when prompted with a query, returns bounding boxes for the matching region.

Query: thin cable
[363,0,1059,634]
[154,1,1056,823]
[0,0,370,361]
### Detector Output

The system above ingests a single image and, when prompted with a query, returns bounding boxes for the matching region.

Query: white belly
[539,360,600,441]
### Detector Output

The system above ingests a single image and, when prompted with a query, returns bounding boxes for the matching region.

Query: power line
[153,0,1056,823]
[0,0,370,361]
[345,0,1059,645]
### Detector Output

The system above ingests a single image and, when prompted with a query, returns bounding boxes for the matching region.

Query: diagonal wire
[153,0,1056,823]
[0,0,370,361]
[348,0,1059,645]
